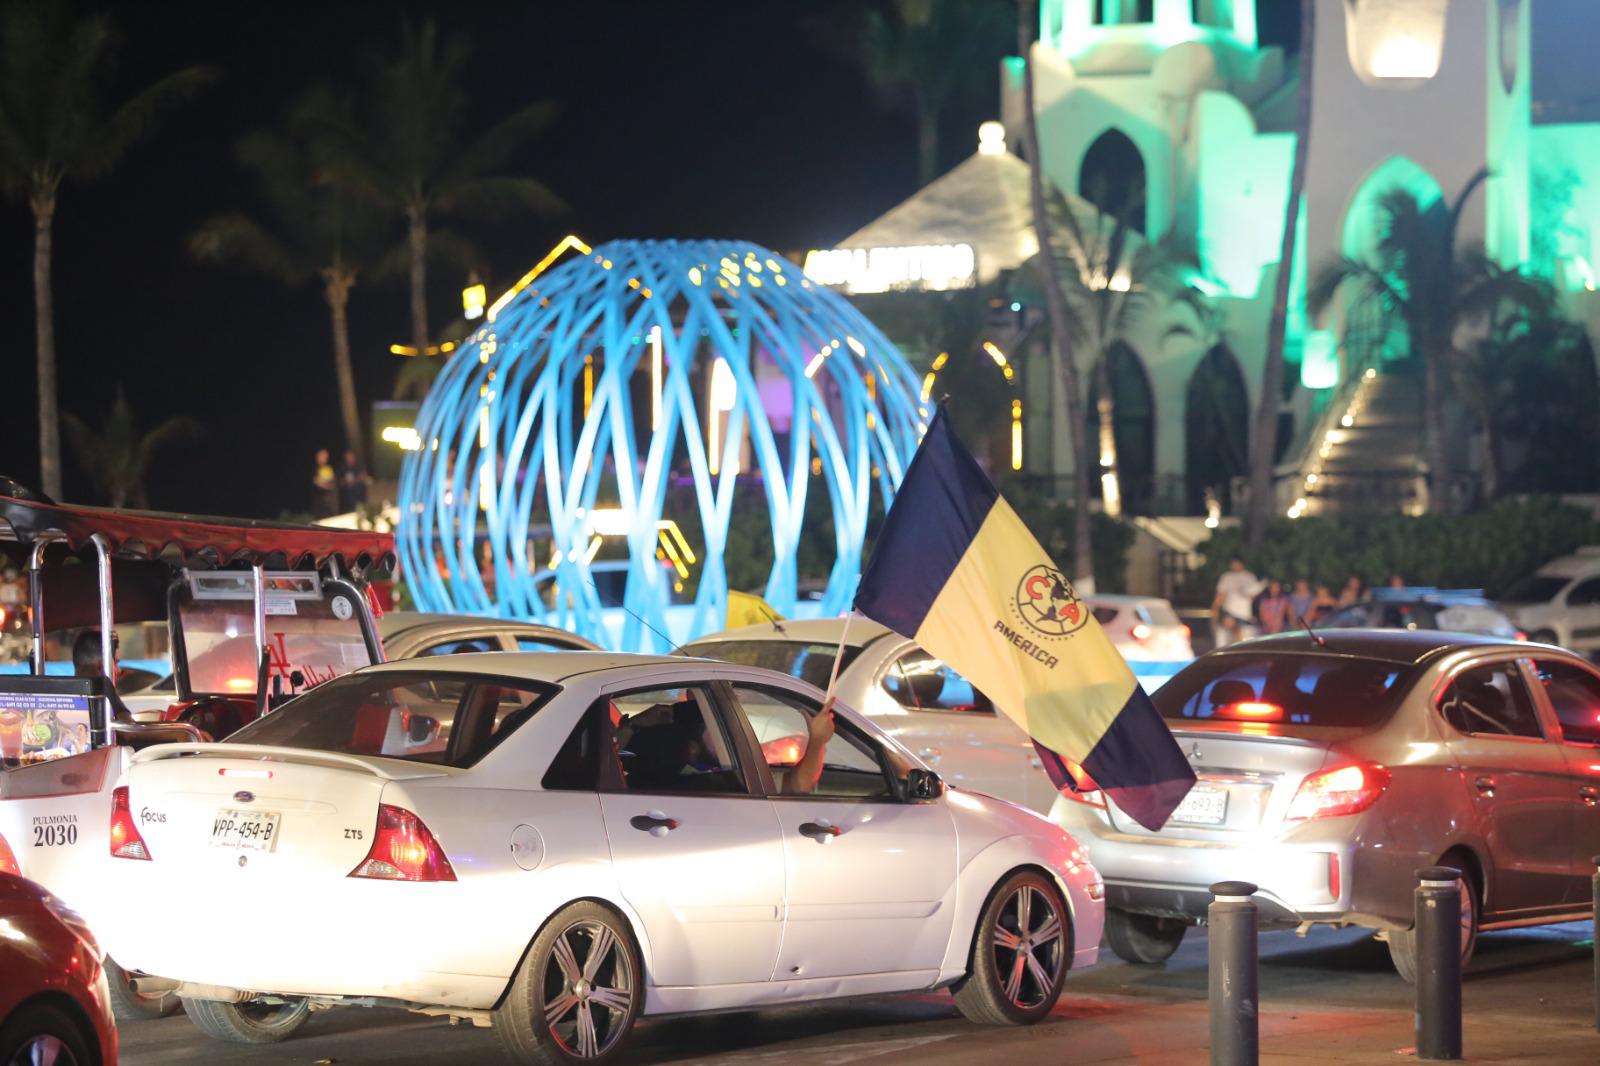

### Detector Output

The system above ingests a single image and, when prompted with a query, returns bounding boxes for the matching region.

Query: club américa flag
[854,408,1195,831]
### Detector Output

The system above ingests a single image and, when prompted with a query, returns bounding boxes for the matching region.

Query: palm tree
[0,2,213,500]
[1452,273,1570,502]
[190,96,385,462]
[1017,0,1093,587]
[1245,0,1314,547]
[1038,191,1205,516]
[1308,171,1540,512]
[315,18,563,359]
[63,386,199,509]
[825,0,1013,185]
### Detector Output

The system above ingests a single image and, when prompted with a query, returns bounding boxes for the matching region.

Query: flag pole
[823,610,854,703]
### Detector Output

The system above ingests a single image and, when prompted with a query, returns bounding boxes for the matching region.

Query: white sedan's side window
[610,685,747,796]
[881,652,994,714]
[727,686,894,800]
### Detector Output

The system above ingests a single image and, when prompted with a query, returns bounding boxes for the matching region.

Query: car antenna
[1295,608,1327,648]
[577,574,678,652]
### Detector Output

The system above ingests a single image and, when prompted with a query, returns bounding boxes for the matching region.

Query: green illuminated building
[813,0,1598,519]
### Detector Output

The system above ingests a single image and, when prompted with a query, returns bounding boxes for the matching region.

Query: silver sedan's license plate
[211,808,281,852]
[1170,785,1228,825]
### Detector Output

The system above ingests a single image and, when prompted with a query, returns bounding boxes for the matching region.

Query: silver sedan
[1052,628,1600,980]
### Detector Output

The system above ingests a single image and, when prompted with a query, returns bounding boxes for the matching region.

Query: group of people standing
[311,448,370,517]
[1211,556,1400,646]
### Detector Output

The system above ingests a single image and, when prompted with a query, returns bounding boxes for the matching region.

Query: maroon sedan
[0,873,117,1065]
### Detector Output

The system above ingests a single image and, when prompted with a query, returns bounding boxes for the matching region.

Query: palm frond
[439,100,559,187]
[189,212,306,284]
[81,64,217,180]
[436,175,565,219]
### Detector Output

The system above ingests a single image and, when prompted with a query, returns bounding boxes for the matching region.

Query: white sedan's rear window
[228,672,555,767]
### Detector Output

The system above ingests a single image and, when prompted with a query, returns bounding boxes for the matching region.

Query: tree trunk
[917,104,939,188]
[1019,0,1094,590]
[325,266,364,464]
[1479,415,1499,505]
[407,207,429,356]
[1422,344,1451,512]
[1095,351,1121,517]
[32,194,61,501]
[1245,0,1315,548]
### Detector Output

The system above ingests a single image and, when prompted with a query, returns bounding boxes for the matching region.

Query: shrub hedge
[1192,497,1599,600]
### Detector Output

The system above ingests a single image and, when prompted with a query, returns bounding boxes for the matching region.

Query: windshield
[176,577,373,698]
[226,671,555,767]
[1500,575,1569,603]
[1155,653,1414,729]
[680,640,862,691]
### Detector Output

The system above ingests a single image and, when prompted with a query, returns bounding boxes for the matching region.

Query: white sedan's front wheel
[183,996,310,1044]
[952,869,1071,1025]
[496,901,643,1065]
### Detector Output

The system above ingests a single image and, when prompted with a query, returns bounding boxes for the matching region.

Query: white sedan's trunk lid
[124,743,449,882]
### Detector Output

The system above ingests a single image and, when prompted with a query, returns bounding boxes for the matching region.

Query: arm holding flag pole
[783,610,852,795]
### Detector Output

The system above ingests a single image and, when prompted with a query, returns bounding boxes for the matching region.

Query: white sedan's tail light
[349,804,456,882]
[1286,763,1391,821]
[110,786,152,860]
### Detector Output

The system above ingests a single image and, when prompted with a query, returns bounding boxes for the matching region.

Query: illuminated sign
[803,244,977,294]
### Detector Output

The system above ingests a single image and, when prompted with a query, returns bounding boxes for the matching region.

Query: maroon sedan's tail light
[0,831,18,876]
[1286,763,1392,821]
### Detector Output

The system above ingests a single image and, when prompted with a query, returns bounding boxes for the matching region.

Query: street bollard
[1415,865,1463,1061]
[1592,855,1600,1034]
[1208,880,1259,1066]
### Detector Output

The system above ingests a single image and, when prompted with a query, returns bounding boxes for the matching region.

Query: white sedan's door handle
[799,821,843,843]
[629,812,680,837]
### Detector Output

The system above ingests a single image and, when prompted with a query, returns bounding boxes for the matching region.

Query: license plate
[1169,786,1228,826]
[210,808,281,852]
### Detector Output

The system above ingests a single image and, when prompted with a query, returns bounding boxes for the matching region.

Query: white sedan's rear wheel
[496,901,643,1065]
[183,997,310,1044]
[952,870,1071,1026]
[105,957,183,1021]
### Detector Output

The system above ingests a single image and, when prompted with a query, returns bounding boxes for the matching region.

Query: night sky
[0,1,1591,518]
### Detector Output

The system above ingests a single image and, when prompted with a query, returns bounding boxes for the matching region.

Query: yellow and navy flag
[855,407,1195,831]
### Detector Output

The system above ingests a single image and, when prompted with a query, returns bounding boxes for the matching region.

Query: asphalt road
[117,920,1600,1065]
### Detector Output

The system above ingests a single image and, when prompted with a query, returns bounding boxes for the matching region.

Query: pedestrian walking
[1211,556,1263,647]
[312,449,338,516]
[1256,578,1291,635]
[338,449,371,513]
[1288,579,1314,624]
[1310,583,1339,621]
[1337,572,1367,607]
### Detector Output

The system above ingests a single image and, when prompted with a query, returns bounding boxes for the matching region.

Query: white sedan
[94,651,1102,1063]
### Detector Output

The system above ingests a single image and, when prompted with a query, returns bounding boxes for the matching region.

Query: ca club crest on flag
[1015,566,1087,637]
[854,407,1195,832]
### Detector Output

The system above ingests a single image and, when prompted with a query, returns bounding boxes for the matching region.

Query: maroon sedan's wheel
[0,1002,95,1066]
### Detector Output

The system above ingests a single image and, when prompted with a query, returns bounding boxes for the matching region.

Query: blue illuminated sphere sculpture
[397,239,924,650]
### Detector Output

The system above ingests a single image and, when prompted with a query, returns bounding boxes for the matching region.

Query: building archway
[1079,128,1147,232]
[1184,343,1249,514]
[1089,341,1157,513]
[1339,156,1446,367]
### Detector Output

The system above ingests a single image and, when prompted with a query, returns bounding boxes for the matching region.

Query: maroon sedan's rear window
[1156,654,1411,729]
